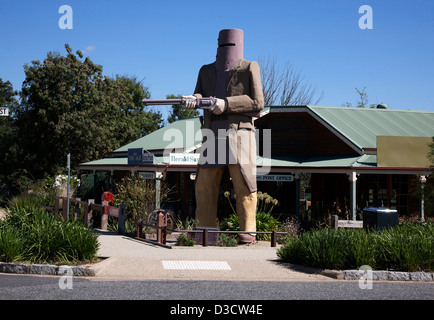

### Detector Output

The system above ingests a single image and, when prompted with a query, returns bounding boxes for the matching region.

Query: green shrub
[175,233,197,246]
[277,223,434,272]
[220,212,281,241]
[342,229,378,269]
[377,222,434,272]
[221,191,281,240]
[218,234,238,247]
[63,222,100,262]
[0,203,99,264]
[0,226,25,262]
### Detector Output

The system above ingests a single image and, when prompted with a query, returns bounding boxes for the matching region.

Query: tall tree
[0,79,20,183]
[257,55,324,106]
[167,93,200,123]
[15,44,153,179]
[114,75,163,136]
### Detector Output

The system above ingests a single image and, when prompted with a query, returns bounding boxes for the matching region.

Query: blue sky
[1,0,433,120]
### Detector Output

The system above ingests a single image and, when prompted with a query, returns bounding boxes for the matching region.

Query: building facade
[77,105,434,224]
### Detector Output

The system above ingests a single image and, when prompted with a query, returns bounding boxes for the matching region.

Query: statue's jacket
[193,59,264,193]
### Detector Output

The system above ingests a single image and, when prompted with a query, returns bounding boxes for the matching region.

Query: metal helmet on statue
[216,28,244,72]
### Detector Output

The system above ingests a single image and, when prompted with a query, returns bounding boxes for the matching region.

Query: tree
[257,55,324,106]
[425,138,434,216]
[15,44,154,179]
[343,87,381,108]
[114,75,163,135]
[167,94,200,123]
[0,79,20,184]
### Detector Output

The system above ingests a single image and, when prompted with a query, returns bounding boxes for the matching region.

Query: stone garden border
[325,269,434,281]
[0,261,95,276]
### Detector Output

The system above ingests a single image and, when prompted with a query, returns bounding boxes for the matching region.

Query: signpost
[66,153,70,221]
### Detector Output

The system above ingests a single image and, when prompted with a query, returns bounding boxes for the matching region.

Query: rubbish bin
[363,208,398,230]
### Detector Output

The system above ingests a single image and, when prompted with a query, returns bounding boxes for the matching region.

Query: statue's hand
[211,98,227,115]
[182,95,197,109]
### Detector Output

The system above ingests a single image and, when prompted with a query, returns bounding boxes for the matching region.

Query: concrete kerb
[263,262,434,282]
[342,269,434,281]
[0,261,95,276]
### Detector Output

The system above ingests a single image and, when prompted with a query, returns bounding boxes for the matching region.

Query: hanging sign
[257,174,294,182]
[169,153,200,165]
[128,148,154,165]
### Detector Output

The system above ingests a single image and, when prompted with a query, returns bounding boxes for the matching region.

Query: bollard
[203,228,208,247]
[54,197,60,216]
[137,223,143,238]
[331,215,339,230]
[162,226,167,245]
[156,210,167,244]
[87,199,95,227]
[62,197,68,221]
[118,204,126,235]
[271,230,277,247]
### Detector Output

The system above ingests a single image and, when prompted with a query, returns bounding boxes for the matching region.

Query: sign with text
[139,172,155,180]
[128,148,154,165]
[257,174,294,182]
[0,107,9,116]
[169,153,200,165]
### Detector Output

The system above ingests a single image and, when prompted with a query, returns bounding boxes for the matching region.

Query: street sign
[0,107,9,116]
[128,148,154,165]
[139,172,155,180]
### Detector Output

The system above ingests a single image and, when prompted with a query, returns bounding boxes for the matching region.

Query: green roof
[257,154,376,169]
[114,117,202,153]
[269,106,434,150]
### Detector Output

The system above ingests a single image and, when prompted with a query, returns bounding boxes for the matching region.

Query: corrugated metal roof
[80,156,169,167]
[115,106,434,154]
[114,117,202,152]
[353,154,377,168]
[307,106,434,149]
[258,155,367,168]
[81,158,128,166]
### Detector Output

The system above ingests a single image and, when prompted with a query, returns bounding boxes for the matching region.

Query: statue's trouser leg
[227,164,257,232]
[195,165,256,232]
[195,166,224,228]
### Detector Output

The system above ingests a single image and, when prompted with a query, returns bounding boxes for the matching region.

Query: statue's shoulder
[234,59,259,72]
[199,62,215,73]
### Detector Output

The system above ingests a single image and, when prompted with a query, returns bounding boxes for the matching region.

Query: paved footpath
[90,231,333,282]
